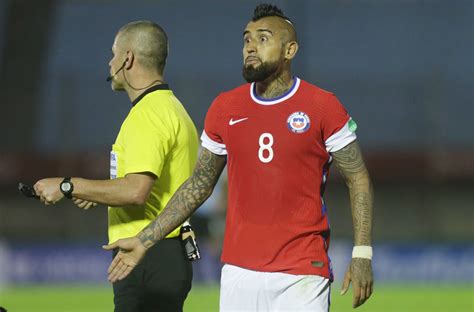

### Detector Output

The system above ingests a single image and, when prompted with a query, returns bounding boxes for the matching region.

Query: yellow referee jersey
[108,84,198,243]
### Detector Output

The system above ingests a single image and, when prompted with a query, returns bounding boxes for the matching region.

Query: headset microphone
[106,59,127,82]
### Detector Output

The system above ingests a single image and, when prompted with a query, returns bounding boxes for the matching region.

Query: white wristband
[352,246,373,260]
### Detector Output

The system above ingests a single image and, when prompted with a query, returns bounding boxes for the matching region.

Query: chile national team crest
[287,111,311,133]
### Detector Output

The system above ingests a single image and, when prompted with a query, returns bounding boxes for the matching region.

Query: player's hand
[340,258,374,308]
[34,178,64,205]
[103,237,147,283]
[72,197,98,210]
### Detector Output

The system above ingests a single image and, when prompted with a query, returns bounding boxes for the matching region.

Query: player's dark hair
[252,3,293,24]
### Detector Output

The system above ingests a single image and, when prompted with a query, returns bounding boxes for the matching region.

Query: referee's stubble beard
[110,76,125,92]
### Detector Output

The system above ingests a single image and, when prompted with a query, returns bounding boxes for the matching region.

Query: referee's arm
[34,173,155,207]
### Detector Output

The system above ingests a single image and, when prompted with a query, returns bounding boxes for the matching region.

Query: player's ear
[285,41,298,60]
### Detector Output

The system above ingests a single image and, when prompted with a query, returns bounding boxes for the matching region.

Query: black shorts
[112,237,193,312]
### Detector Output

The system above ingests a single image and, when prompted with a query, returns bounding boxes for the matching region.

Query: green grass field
[0,283,472,311]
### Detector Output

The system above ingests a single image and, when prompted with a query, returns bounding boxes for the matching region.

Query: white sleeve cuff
[201,130,227,155]
[325,119,357,153]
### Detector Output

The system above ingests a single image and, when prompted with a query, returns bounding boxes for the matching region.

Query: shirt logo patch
[287,112,310,133]
[110,151,118,179]
[229,117,249,125]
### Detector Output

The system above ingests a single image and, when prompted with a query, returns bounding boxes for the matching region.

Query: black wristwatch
[60,177,74,199]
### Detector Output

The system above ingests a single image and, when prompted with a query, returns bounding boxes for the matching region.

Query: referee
[34,21,198,311]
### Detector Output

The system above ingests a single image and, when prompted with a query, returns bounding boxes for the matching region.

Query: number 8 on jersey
[258,133,274,163]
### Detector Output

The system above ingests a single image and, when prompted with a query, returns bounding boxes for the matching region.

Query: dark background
[0,0,472,285]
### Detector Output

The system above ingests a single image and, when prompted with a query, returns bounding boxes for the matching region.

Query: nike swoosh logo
[229,117,249,125]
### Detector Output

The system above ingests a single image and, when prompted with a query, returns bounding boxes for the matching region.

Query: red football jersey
[201,77,357,278]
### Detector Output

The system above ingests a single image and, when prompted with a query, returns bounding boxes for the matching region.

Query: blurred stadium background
[0,0,472,311]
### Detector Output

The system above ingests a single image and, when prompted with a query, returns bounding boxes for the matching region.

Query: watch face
[61,182,72,192]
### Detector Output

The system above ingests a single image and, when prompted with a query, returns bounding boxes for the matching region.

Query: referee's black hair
[252,3,293,24]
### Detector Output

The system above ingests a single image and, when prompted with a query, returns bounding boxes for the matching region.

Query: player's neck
[255,72,293,99]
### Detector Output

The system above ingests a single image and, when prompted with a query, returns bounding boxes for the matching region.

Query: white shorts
[219,264,331,312]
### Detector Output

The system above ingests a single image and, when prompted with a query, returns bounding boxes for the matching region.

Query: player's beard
[242,60,280,83]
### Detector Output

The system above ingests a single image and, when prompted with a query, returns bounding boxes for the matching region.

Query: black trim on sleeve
[131,84,170,107]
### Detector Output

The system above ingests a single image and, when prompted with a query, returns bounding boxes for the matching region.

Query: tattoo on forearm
[352,192,372,245]
[138,149,226,248]
[332,141,374,246]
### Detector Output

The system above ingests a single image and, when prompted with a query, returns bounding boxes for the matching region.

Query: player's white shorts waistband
[220,264,331,312]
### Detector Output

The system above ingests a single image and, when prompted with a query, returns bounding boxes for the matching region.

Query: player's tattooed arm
[332,140,373,246]
[137,148,227,249]
[332,140,374,308]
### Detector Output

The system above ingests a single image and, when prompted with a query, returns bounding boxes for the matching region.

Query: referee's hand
[34,177,64,205]
[72,197,98,210]
[103,237,147,282]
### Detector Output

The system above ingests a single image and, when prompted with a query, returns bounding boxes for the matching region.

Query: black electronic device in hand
[18,182,40,199]
[181,224,201,262]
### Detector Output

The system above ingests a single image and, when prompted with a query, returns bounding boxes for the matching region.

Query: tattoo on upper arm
[138,148,226,248]
[331,141,366,178]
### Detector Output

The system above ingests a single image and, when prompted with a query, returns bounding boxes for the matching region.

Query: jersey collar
[132,83,170,107]
[250,77,300,105]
